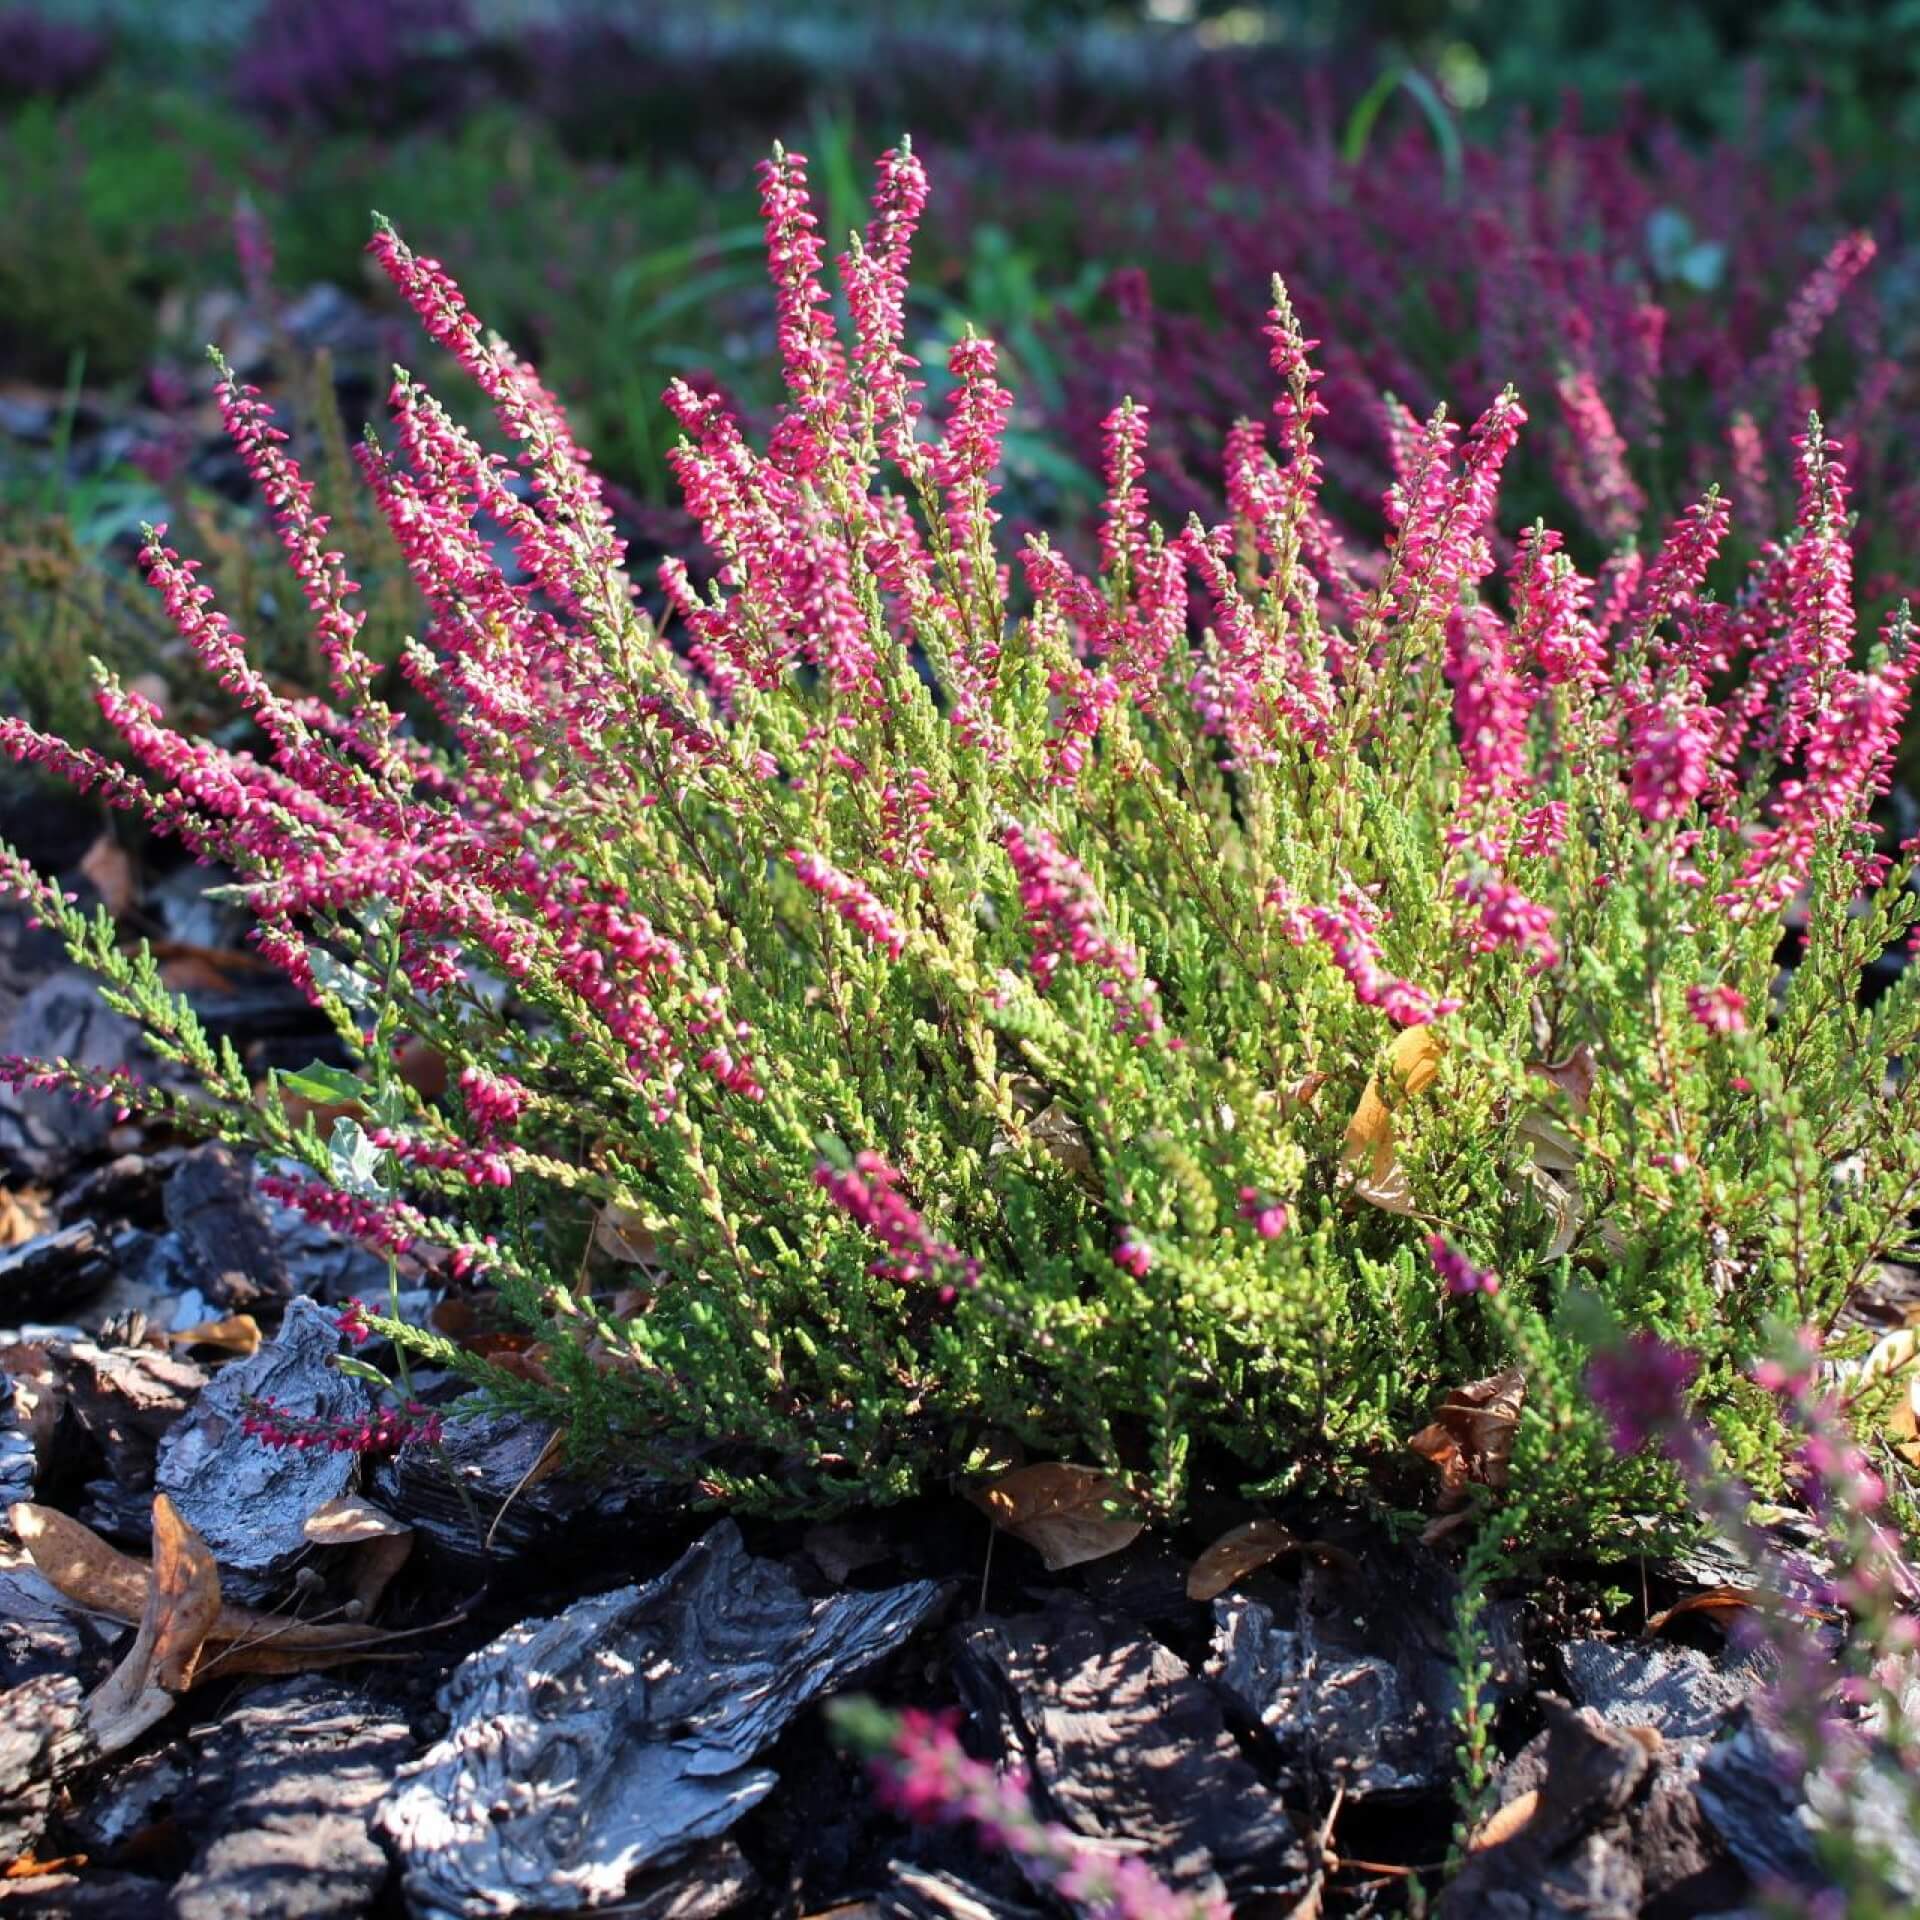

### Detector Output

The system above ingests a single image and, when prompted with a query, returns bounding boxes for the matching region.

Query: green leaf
[278,1062,365,1106]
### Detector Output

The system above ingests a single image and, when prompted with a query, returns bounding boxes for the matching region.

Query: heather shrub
[972,104,1917,582]
[3,142,1918,1551]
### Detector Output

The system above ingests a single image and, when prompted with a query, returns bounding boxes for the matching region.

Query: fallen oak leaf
[966,1463,1144,1571]
[0,1187,52,1249]
[79,833,136,917]
[1186,1517,1303,1601]
[1851,1326,1920,1467]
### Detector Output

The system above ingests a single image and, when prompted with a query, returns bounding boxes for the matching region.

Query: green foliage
[2,149,1917,1570]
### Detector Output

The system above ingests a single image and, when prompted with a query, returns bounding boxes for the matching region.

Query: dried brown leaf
[303,1495,410,1545]
[967,1463,1143,1571]
[0,1187,52,1248]
[1409,1369,1526,1506]
[79,833,136,917]
[11,1499,412,1665]
[1528,1044,1597,1114]
[85,1494,222,1752]
[1470,1788,1541,1851]
[1185,1518,1303,1601]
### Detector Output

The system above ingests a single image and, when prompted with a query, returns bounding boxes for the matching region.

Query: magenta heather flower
[1627,694,1714,822]
[334,1299,374,1346]
[841,141,929,465]
[1586,1334,1701,1458]
[1004,824,1142,996]
[816,1153,978,1295]
[790,850,908,959]
[1428,1233,1498,1297]
[1099,399,1151,581]
[1111,1237,1153,1278]
[459,1063,532,1137]
[1266,879,1459,1027]
[1455,870,1560,969]
[1686,983,1749,1035]
[242,1393,443,1454]
[1444,604,1533,819]
[1237,1188,1290,1239]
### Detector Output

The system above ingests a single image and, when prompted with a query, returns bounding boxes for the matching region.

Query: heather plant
[3,141,1919,1556]
[976,103,1917,582]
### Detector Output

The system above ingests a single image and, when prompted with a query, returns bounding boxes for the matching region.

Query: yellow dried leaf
[1856,1328,1920,1466]
[1344,1026,1445,1212]
[168,1313,262,1359]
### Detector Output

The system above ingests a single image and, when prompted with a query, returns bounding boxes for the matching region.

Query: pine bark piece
[164,1144,293,1311]
[953,1593,1310,1905]
[0,973,140,1181]
[1206,1539,1524,1801]
[1208,1592,1434,1797]
[61,1338,209,1495]
[0,1223,112,1319]
[0,1564,123,1690]
[370,1406,688,1570]
[156,1297,369,1600]
[0,1672,94,1864]
[1560,1637,1768,1743]
[377,1519,946,1917]
[1436,1697,1737,1919]
[168,1678,414,1920]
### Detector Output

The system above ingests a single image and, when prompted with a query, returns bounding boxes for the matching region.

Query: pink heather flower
[842,141,928,464]
[1112,1237,1154,1278]
[334,1299,374,1346]
[1513,801,1569,860]
[216,362,377,711]
[1632,491,1732,644]
[756,146,844,463]
[1099,399,1151,580]
[1627,695,1714,822]
[1003,823,1137,992]
[1179,519,1331,757]
[459,1063,532,1137]
[790,849,907,959]
[1586,1334,1701,1458]
[1687,982,1749,1035]
[1445,604,1532,817]
[1455,870,1560,969]
[1237,1188,1290,1239]
[242,1394,443,1455]
[1266,879,1459,1028]
[930,332,1014,580]
[1390,387,1527,623]
[1751,230,1877,402]
[1552,365,1646,543]
[815,1153,978,1295]
[1428,1233,1498,1297]
[1509,525,1601,687]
